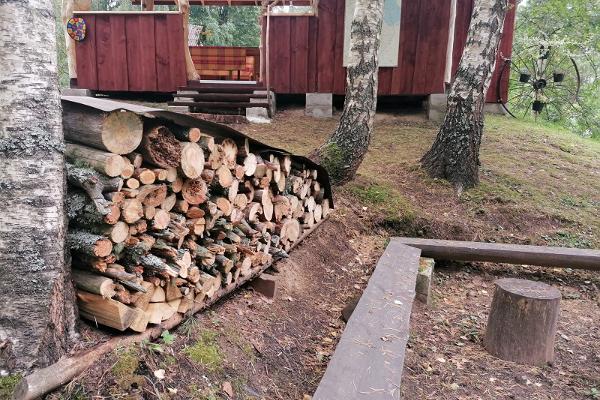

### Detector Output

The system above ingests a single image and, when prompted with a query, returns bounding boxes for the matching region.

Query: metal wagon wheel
[497,44,582,122]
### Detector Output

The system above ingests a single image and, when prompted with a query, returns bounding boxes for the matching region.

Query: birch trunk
[421,0,509,191]
[310,0,384,185]
[0,0,77,371]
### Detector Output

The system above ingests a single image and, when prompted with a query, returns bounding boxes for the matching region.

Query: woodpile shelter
[67,0,516,116]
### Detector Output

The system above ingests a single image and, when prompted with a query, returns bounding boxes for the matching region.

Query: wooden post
[484,278,561,365]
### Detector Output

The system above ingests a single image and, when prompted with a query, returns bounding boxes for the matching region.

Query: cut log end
[484,278,561,366]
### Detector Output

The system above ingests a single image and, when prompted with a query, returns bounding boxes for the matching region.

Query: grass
[0,374,21,399]
[183,330,224,372]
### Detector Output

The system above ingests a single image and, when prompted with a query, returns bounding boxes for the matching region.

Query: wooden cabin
[71,0,516,115]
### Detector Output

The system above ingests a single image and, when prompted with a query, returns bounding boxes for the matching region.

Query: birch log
[309,0,385,185]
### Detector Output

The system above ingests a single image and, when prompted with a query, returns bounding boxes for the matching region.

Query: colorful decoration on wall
[67,17,87,41]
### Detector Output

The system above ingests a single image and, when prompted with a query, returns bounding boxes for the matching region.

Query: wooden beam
[396,238,600,270]
[313,240,421,400]
[168,101,270,108]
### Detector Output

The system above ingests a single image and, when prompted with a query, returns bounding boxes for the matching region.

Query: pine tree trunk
[421,0,509,191]
[0,0,77,371]
[310,0,384,185]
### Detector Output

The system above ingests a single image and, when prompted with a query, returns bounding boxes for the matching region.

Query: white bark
[0,0,77,371]
[313,0,384,184]
[422,0,509,190]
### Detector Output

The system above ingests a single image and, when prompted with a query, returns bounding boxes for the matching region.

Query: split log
[150,286,166,303]
[129,308,150,333]
[120,199,144,224]
[77,291,137,331]
[62,104,143,155]
[180,142,205,179]
[216,165,234,188]
[137,184,168,207]
[485,278,561,365]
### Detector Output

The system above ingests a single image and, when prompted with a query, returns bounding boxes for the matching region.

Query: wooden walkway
[313,239,422,400]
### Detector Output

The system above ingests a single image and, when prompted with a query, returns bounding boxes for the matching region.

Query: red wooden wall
[268,0,517,102]
[74,12,187,92]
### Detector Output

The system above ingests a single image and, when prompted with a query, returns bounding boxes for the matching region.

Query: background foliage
[513,0,600,139]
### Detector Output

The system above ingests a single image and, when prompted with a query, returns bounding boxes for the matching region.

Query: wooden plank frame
[313,239,421,399]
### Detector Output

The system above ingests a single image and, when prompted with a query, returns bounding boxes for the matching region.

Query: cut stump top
[495,278,561,300]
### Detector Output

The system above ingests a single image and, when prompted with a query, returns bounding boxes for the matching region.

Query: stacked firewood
[63,105,331,333]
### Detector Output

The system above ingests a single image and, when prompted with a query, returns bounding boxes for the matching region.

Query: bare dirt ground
[47,107,600,400]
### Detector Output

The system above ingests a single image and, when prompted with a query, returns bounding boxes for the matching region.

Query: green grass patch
[345,180,417,232]
[183,329,223,372]
[0,374,22,399]
[541,231,593,249]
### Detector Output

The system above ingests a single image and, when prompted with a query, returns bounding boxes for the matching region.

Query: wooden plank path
[395,238,600,270]
[313,239,422,400]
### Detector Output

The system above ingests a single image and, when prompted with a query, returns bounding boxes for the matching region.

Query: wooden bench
[395,238,600,270]
[313,239,421,400]
[189,46,255,81]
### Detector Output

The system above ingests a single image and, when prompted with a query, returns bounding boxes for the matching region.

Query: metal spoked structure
[497,44,582,122]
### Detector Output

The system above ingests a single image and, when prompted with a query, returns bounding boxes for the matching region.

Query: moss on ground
[111,346,145,390]
[0,374,22,399]
[184,329,223,372]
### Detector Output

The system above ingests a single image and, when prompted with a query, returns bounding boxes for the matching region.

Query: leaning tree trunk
[421,0,509,191]
[310,0,384,185]
[0,0,77,372]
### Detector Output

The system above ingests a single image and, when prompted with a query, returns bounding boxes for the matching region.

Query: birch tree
[310,0,385,185]
[0,0,77,371]
[421,0,509,191]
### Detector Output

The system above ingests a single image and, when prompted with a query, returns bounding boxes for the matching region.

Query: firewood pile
[63,101,331,333]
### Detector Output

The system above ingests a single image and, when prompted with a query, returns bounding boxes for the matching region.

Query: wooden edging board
[395,238,600,270]
[312,239,422,400]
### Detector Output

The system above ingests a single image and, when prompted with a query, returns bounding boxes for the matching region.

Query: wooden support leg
[175,0,200,81]
[61,0,91,81]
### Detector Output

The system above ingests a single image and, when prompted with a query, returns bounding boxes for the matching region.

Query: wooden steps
[313,239,421,400]
[170,81,271,116]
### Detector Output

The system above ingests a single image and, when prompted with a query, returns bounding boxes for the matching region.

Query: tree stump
[484,278,561,365]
